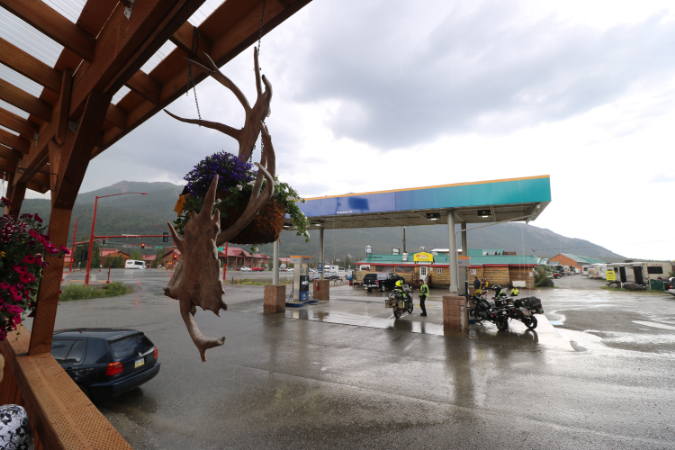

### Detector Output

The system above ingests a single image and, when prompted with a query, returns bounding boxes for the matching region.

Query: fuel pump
[287,255,314,307]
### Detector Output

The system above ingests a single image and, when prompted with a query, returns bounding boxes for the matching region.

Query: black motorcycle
[469,295,509,330]
[386,285,414,319]
[507,296,544,330]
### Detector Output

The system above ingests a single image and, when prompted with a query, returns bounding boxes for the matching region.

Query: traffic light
[163,232,169,242]
[141,243,145,249]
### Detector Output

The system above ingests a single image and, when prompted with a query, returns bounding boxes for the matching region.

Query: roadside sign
[606,270,616,281]
[318,263,323,273]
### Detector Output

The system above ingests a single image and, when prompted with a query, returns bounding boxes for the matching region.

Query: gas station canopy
[289,175,552,230]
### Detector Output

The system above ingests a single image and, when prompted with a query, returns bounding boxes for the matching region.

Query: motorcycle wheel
[526,315,538,330]
[496,317,509,331]
[469,309,484,323]
[393,308,401,319]
[407,301,413,314]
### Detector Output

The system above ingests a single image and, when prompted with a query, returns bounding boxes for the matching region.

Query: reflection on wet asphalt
[33,270,675,449]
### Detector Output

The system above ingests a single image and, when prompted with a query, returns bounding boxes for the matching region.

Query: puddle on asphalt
[632,320,675,331]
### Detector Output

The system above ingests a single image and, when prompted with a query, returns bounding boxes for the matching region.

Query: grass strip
[600,286,669,295]
[60,282,133,301]
[223,278,293,286]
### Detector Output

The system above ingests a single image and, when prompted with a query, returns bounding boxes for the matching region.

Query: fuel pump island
[286,255,315,308]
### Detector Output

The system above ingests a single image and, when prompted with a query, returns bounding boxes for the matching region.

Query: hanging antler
[163,50,277,361]
[164,47,272,162]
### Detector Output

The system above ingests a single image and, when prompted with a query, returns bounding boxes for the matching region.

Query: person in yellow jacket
[419,279,429,316]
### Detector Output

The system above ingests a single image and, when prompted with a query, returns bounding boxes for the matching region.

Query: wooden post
[4,174,26,218]
[29,207,71,355]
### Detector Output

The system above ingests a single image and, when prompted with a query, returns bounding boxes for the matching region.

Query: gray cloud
[292,0,675,148]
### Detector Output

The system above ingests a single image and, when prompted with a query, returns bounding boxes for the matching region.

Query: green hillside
[20,181,625,262]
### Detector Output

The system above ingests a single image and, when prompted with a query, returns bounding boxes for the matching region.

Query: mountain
[20,181,625,262]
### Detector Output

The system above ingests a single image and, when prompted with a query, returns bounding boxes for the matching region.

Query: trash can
[650,280,664,291]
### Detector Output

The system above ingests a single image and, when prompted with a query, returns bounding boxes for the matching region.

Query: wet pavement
[25,269,675,449]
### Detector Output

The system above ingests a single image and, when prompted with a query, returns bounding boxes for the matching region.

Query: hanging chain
[257,0,267,163]
[186,26,202,121]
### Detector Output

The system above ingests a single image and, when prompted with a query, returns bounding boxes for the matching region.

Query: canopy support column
[461,222,468,294]
[273,240,279,285]
[319,227,324,279]
[447,210,459,296]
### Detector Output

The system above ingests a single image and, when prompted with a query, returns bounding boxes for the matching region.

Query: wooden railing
[0,329,132,450]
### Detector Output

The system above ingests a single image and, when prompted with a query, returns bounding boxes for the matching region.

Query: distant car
[251,266,265,271]
[309,272,319,280]
[553,272,563,279]
[363,272,405,292]
[662,277,675,290]
[286,268,294,273]
[239,266,252,272]
[125,260,146,270]
[51,328,160,400]
[324,272,341,280]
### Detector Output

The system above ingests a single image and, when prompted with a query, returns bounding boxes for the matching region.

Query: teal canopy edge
[298,176,551,218]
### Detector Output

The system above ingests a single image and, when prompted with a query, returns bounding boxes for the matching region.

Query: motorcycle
[385,284,414,319]
[505,296,544,330]
[469,295,510,330]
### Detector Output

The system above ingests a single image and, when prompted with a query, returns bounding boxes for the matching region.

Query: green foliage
[130,249,142,261]
[534,266,554,287]
[59,282,133,301]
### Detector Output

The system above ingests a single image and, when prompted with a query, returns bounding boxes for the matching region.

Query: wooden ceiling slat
[0,0,96,62]
[0,38,62,94]
[0,78,53,122]
[0,128,29,154]
[0,106,39,138]
[0,145,21,163]
[77,0,119,36]
[126,71,162,104]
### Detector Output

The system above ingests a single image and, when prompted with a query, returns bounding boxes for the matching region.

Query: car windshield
[109,334,154,359]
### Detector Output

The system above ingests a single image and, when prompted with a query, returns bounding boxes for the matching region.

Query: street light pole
[69,212,87,272]
[85,192,147,285]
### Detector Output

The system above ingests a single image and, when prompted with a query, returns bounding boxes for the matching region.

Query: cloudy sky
[23,0,675,260]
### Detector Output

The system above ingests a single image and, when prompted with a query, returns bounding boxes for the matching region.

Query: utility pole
[403,227,406,254]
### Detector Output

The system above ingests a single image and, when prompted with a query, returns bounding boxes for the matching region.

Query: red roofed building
[217,247,269,268]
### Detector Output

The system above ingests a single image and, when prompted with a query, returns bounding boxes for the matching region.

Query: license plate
[134,358,145,368]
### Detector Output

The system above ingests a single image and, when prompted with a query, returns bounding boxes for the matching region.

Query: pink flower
[46,245,59,254]
[12,315,22,325]
[34,214,43,224]
[0,197,11,207]
[29,229,40,239]
[7,305,22,315]
[11,292,22,302]
[12,264,26,273]
[43,261,50,268]
[0,282,9,290]
[20,272,35,284]
[60,245,71,255]
[22,255,36,264]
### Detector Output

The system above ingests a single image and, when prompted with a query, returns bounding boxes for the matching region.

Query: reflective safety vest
[420,283,429,295]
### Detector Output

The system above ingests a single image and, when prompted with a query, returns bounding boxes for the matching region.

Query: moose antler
[164,47,272,162]
[164,51,278,361]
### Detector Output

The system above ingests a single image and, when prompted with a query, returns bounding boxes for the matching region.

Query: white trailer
[607,262,672,284]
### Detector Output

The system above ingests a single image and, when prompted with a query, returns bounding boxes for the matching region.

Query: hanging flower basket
[173,151,309,246]
[0,197,69,341]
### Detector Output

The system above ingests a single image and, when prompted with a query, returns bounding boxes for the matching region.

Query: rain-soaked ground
[28,269,675,449]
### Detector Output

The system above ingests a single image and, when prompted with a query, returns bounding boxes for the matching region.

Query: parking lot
[26,269,675,449]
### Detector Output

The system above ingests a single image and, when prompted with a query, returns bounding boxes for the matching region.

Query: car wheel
[380,284,386,292]
[367,288,372,292]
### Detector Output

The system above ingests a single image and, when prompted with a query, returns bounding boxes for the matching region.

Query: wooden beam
[0,128,29,154]
[0,145,21,163]
[170,21,212,59]
[0,0,95,62]
[0,78,53,122]
[56,70,73,145]
[69,0,208,119]
[105,104,127,129]
[4,174,26,218]
[0,106,38,139]
[48,140,62,192]
[125,70,161,104]
[54,90,111,209]
[0,37,62,93]
[276,0,293,7]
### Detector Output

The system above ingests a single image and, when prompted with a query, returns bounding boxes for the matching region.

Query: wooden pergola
[0,0,311,447]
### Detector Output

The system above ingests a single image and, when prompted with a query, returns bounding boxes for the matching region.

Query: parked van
[125,260,146,270]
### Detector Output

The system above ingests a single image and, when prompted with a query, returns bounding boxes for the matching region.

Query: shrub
[59,282,132,301]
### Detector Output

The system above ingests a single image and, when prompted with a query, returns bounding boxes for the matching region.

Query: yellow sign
[606,270,616,281]
[414,252,434,263]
